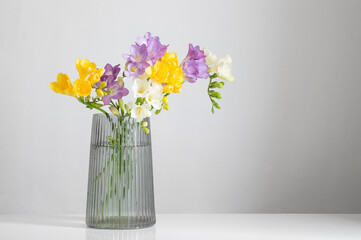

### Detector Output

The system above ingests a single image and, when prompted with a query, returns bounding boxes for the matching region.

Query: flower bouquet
[50,32,233,229]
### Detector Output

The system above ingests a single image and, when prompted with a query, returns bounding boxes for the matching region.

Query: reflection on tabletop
[86,226,156,240]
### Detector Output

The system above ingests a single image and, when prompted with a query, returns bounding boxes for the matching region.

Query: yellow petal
[145,66,153,78]
[163,84,173,93]
[88,68,105,85]
[73,79,92,96]
[76,58,97,80]
[49,82,64,94]
[56,73,70,89]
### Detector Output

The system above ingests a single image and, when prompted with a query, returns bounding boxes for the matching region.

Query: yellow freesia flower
[76,58,97,80]
[49,73,75,97]
[50,58,105,97]
[73,79,92,96]
[145,52,184,93]
[87,68,105,85]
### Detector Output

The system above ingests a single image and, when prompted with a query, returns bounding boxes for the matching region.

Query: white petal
[203,46,217,66]
[133,79,150,98]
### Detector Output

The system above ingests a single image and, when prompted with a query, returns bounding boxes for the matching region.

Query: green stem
[78,98,110,119]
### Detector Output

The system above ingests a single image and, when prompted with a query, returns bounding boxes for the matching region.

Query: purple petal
[103,95,111,105]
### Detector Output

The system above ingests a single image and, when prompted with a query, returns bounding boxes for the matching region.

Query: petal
[145,66,153,78]
[49,82,64,94]
[103,95,111,105]
[73,79,92,96]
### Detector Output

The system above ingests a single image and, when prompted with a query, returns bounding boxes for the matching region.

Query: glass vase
[86,114,156,229]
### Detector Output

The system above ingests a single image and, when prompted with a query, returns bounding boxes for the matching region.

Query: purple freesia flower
[182,59,209,83]
[123,32,168,77]
[184,44,206,61]
[94,63,129,105]
[95,63,121,87]
[123,44,148,63]
[124,61,149,78]
[136,32,168,64]
[136,32,152,46]
[123,44,149,78]
[103,81,129,105]
[182,44,209,83]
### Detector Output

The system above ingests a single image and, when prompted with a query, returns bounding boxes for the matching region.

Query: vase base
[86,216,156,229]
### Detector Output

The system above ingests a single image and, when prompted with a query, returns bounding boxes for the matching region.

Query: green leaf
[155,109,162,115]
[211,106,215,114]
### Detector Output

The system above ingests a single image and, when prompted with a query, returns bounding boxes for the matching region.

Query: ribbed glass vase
[86,114,156,229]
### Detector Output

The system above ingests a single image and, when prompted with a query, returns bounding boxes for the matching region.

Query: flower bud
[162,96,168,104]
[141,126,150,134]
[118,77,124,87]
[142,121,148,127]
[96,89,104,97]
[118,99,124,109]
[163,103,169,110]
[109,106,120,116]
[99,81,107,89]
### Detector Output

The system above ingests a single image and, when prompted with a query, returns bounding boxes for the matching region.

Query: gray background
[0,0,361,214]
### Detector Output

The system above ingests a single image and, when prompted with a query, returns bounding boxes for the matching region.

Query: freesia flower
[203,47,217,66]
[182,44,209,83]
[123,44,148,63]
[95,63,121,87]
[88,68,105,85]
[183,44,206,61]
[128,101,152,122]
[76,58,97,80]
[124,61,149,78]
[132,79,150,98]
[209,55,234,82]
[49,73,75,97]
[123,44,149,78]
[182,59,209,83]
[102,80,129,105]
[136,32,153,46]
[73,79,92,96]
[145,52,184,93]
[146,81,163,110]
[136,32,168,64]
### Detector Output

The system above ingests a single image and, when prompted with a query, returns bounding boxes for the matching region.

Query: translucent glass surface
[86,114,155,229]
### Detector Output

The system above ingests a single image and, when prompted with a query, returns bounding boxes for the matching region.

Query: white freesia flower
[146,81,163,110]
[128,101,152,122]
[203,46,217,66]
[132,78,150,98]
[209,55,234,82]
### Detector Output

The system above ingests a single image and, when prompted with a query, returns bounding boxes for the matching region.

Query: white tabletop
[0,214,361,240]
